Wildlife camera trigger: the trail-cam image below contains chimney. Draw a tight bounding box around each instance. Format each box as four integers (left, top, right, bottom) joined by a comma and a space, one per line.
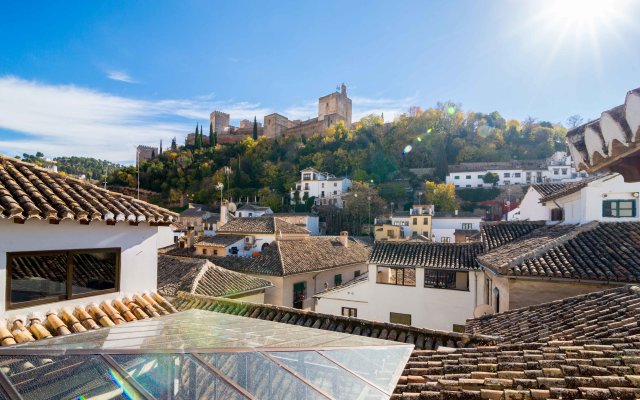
187, 226, 195, 249
341, 83, 347, 96
454, 209, 458, 216
338, 231, 349, 247
220, 200, 228, 226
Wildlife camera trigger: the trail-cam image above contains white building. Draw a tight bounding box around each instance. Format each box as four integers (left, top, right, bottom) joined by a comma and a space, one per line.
291, 167, 351, 208
446, 152, 588, 188
274, 213, 321, 235
315, 241, 484, 331
538, 173, 640, 224
235, 204, 273, 218
517, 186, 552, 221
431, 211, 483, 243
0, 155, 177, 318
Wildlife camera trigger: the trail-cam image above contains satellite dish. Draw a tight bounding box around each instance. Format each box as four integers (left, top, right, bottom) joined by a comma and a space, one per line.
227, 202, 237, 213
473, 304, 495, 318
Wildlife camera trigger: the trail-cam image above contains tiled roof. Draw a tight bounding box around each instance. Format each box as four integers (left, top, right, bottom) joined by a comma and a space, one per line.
0, 292, 177, 346
237, 203, 271, 212
370, 242, 483, 270
506, 222, 640, 282
478, 223, 580, 273
536, 174, 611, 202
0, 155, 176, 225
567, 87, 640, 176
193, 235, 244, 247
465, 285, 640, 343
392, 337, 640, 399
157, 255, 273, 298
480, 221, 547, 251
241, 236, 371, 276
217, 216, 310, 235
172, 291, 498, 349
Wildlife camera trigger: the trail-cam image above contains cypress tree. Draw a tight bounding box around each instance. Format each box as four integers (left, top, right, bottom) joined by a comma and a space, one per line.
171, 137, 177, 151
213, 131, 218, 146
252, 116, 258, 140
209, 122, 214, 147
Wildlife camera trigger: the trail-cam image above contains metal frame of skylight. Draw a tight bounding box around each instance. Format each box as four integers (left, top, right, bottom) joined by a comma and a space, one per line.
0, 346, 407, 399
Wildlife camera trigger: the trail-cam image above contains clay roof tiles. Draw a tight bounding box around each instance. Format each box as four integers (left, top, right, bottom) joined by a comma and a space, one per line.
480, 221, 547, 251
217, 216, 309, 235
370, 241, 483, 270
535, 174, 612, 202
157, 255, 273, 297
0, 155, 176, 225
465, 285, 640, 343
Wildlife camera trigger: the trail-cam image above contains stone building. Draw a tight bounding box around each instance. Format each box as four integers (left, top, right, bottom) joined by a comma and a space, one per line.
136, 145, 158, 163
209, 110, 230, 134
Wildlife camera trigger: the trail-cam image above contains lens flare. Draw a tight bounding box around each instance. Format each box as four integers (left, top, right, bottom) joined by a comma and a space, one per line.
417, 137, 422, 142
403, 145, 413, 156
447, 107, 455, 115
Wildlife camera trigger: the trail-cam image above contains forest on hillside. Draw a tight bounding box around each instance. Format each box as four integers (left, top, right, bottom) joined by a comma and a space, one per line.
107, 102, 567, 210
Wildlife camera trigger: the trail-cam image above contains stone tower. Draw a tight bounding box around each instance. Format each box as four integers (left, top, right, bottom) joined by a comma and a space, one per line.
210, 111, 230, 134
317, 83, 352, 129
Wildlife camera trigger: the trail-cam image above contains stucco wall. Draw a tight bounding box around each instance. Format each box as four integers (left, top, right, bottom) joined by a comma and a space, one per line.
508, 278, 618, 310
0, 218, 159, 318
316, 264, 484, 331
519, 187, 550, 221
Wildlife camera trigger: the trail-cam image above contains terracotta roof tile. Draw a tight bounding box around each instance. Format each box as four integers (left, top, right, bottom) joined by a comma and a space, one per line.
480, 221, 547, 251
535, 174, 613, 202
217, 216, 309, 235
370, 242, 483, 270
194, 235, 244, 247
157, 255, 273, 297
0, 155, 176, 225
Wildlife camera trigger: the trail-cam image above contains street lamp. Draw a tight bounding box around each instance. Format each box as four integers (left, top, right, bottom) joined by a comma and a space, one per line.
367, 195, 371, 237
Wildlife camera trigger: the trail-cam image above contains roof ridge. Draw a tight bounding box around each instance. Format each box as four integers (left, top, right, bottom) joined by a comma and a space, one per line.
190, 261, 211, 294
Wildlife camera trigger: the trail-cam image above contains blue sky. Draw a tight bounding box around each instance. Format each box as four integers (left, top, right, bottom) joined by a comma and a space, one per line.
1, 0, 639, 163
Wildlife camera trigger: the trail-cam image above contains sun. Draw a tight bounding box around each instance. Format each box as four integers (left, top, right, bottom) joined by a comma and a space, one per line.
548, 0, 611, 27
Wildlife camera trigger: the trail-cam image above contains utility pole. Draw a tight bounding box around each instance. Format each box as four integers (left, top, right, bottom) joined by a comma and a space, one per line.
136, 148, 140, 200
367, 195, 371, 237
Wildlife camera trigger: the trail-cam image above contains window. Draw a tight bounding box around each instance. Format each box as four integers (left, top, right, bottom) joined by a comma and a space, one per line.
7, 248, 119, 309
465, 175, 471, 179
293, 282, 306, 309
334, 274, 342, 286
412, 218, 417, 225
321, 191, 325, 197
304, 183, 310, 190
321, 183, 324, 188
554, 169, 559, 175
561, 168, 567, 175
603, 200, 636, 218
334, 182, 337, 187
213, 250, 218, 255
462, 223, 472, 229
333, 190, 337, 195
389, 312, 411, 326
551, 208, 563, 221
376, 266, 416, 286
514, 173, 521, 178
386, 229, 395, 238
503, 172, 510, 178
466, 185, 471, 188
454, 176, 460, 180
342, 307, 357, 317
302, 173, 311, 180
354, 270, 361, 278
424, 269, 469, 291
441, 237, 451, 243
423, 218, 429, 225
477, 175, 483, 179
452, 324, 465, 333
202, 249, 208, 255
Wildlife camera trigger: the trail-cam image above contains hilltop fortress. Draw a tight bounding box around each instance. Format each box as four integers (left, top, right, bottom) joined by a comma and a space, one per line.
213, 84, 352, 144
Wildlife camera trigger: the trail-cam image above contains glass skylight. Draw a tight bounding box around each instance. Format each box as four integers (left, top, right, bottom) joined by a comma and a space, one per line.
0, 309, 413, 399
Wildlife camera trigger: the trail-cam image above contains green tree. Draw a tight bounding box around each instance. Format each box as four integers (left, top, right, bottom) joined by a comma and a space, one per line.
252, 116, 258, 140
482, 172, 500, 186
209, 122, 214, 147
424, 181, 458, 211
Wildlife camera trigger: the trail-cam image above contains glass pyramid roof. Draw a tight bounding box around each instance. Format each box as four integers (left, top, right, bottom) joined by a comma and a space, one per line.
0, 309, 413, 399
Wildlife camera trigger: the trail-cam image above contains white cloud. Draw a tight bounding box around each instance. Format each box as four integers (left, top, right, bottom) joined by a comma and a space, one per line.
106, 70, 138, 84
0, 76, 270, 163
0, 76, 418, 164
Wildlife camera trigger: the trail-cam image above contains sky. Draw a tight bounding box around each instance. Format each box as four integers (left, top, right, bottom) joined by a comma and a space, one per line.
1, 0, 639, 164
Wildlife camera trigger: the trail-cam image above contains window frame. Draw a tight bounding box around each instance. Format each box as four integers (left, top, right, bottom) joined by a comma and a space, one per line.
389, 312, 411, 325
602, 199, 637, 218
341, 307, 357, 317
424, 269, 469, 291
376, 266, 416, 286
6, 247, 121, 310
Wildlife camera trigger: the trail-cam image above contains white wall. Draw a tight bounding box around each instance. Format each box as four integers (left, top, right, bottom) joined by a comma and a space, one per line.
518, 187, 550, 221
0, 218, 158, 318
432, 217, 482, 242
157, 226, 176, 248
316, 264, 484, 331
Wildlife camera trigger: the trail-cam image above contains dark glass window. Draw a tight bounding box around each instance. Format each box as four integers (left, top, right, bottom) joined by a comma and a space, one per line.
8, 248, 119, 309
603, 200, 636, 218
424, 269, 469, 291
334, 274, 342, 286
376, 267, 416, 286
389, 312, 411, 325
341, 307, 357, 317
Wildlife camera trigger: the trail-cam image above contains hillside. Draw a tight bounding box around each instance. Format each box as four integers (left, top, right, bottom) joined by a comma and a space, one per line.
112, 103, 566, 209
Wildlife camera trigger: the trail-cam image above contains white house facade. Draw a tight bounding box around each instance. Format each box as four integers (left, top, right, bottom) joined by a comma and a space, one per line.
0, 155, 177, 319
315, 241, 484, 331
291, 168, 352, 208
